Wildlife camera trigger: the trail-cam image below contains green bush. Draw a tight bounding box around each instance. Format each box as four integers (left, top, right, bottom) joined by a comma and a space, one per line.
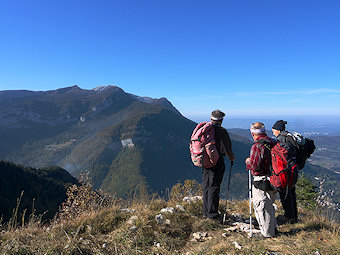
296, 172, 318, 210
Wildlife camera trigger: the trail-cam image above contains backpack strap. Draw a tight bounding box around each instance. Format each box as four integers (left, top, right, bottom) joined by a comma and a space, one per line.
256, 139, 272, 150
254, 139, 273, 175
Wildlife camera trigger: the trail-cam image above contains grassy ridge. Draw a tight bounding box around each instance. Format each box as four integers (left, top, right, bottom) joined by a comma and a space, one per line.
1, 181, 339, 255
1, 201, 338, 254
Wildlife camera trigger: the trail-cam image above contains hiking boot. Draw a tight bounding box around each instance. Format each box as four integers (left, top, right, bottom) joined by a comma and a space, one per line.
215, 214, 224, 224
276, 215, 289, 225
207, 214, 223, 224
288, 218, 298, 224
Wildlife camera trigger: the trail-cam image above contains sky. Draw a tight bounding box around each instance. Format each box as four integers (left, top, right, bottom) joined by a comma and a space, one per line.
1, 0, 340, 120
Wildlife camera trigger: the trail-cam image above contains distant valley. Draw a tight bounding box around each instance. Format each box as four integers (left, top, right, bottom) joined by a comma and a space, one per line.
310, 135, 340, 174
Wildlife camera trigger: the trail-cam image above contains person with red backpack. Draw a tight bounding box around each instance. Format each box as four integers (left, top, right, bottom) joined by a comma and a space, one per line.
190, 110, 235, 222
272, 120, 299, 224
245, 122, 277, 238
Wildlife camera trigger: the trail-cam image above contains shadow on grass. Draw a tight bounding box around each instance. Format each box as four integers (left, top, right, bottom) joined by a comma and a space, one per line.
280, 221, 333, 236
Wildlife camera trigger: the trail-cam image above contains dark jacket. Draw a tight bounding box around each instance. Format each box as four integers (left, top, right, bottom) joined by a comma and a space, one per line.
277, 131, 298, 168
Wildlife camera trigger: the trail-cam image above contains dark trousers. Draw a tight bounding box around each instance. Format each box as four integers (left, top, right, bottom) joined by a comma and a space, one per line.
202, 160, 225, 219
279, 186, 297, 219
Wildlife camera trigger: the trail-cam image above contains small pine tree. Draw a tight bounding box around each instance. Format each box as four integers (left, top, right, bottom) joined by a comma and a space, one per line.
296, 172, 318, 210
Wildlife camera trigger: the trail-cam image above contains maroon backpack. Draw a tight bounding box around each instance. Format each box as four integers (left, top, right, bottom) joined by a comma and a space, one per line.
189, 122, 219, 168
270, 142, 299, 191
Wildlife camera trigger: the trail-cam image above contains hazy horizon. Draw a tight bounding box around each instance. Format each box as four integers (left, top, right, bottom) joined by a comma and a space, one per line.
186, 114, 340, 136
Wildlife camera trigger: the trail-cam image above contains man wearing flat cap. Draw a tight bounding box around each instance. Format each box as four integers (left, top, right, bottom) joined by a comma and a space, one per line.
202, 110, 235, 223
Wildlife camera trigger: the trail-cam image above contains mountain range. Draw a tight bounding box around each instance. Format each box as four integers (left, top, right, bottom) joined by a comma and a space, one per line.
0, 85, 338, 212
0, 86, 249, 200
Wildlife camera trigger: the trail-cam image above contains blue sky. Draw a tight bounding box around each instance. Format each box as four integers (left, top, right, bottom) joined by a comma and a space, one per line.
1, 0, 340, 119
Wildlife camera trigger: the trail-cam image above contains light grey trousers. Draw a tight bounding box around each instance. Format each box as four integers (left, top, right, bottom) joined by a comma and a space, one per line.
252, 185, 277, 237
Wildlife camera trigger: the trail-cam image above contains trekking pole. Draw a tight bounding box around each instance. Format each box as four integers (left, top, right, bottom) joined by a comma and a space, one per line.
249, 169, 253, 238
223, 161, 233, 225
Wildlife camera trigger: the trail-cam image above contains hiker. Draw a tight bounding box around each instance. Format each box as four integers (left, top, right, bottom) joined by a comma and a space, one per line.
245, 122, 277, 238
202, 110, 235, 222
272, 120, 298, 224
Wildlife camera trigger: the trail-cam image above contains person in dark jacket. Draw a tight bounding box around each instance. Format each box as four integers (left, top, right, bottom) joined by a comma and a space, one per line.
202, 110, 235, 222
272, 120, 298, 224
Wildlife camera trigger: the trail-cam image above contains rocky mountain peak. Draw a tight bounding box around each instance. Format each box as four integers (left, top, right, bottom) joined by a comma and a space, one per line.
92, 85, 118, 92
52, 85, 82, 93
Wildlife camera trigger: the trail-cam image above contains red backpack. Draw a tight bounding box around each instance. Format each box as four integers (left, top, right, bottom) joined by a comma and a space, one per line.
270, 142, 299, 191
189, 122, 219, 168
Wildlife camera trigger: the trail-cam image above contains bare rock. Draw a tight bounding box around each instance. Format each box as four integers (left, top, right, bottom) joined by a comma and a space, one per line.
192, 232, 209, 242
127, 215, 138, 225
160, 207, 175, 214
223, 226, 238, 232
232, 241, 242, 250
183, 196, 203, 203
155, 214, 164, 224
176, 205, 185, 212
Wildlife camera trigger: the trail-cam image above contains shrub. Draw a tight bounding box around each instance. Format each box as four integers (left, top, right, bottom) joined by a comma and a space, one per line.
170, 179, 202, 203
296, 172, 318, 210
58, 172, 115, 220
